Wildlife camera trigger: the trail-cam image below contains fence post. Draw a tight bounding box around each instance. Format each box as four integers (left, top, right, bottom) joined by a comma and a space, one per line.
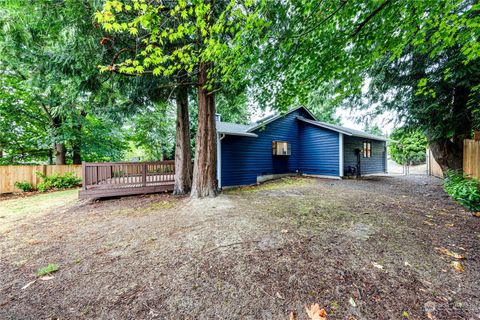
142, 163, 147, 186
82, 162, 87, 190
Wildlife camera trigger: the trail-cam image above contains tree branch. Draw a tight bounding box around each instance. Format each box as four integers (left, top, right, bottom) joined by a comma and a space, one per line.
352, 0, 391, 37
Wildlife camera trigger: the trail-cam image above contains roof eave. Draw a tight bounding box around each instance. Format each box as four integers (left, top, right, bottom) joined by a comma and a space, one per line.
218, 131, 258, 137
297, 116, 353, 136
350, 133, 389, 142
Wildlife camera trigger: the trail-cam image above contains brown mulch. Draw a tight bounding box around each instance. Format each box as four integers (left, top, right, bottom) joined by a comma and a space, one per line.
0, 175, 479, 319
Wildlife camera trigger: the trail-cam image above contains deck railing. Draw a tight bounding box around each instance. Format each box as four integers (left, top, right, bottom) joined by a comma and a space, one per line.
82, 160, 175, 190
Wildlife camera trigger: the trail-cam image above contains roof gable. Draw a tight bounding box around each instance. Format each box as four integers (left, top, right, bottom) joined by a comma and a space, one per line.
246, 106, 316, 133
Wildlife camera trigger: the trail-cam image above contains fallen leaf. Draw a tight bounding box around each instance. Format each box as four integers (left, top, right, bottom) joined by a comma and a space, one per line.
472, 212, 480, 218
276, 292, 284, 299
452, 261, 464, 272
21, 280, 36, 290
372, 262, 384, 269
444, 223, 454, 227
289, 311, 297, 320
349, 297, 357, 308
436, 247, 465, 260
423, 220, 434, 226
426, 311, 435, 319
305, 303, 327, 320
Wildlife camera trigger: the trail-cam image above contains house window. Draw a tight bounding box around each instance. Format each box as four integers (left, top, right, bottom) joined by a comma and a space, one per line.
363, 141, 372, 158
272, 141, 291, 156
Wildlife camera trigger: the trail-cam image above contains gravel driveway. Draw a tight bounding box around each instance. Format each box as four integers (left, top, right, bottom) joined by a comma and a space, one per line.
1, 175, 479, 319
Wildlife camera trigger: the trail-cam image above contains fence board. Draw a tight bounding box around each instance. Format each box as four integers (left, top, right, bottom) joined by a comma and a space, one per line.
464, 139, 480, 179
0, 165, 82, 194
427, 149, 444, 178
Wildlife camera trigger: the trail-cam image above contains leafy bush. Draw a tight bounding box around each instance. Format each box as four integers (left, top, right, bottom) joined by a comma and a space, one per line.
35, 172, 81, 192
389, 128, 428, 165
444, 170, 480, 211
14, 181, 35, 192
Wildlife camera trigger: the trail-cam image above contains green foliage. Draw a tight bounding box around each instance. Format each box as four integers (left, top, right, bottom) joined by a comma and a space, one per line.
36, 172, 81, 192
389, 128, 428, 165
96, 0, 269, 88
128, 102, 175, 161
37, 263, 59, 277
14, 181, 34, 192
444, 170, 480, 211
250, 0, 480, 169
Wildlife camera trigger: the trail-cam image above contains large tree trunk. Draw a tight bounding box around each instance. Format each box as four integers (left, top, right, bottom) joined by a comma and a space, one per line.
173, 84, 192, 195
72, 144, 81, 164
52, 115, 66, 165
428, 138, 463, 172
428, 85, 472, 173
54, 143, 66, 165
191, 62, 217, 198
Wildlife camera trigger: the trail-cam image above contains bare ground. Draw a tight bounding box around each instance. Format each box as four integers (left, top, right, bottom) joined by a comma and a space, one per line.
0, 176, 479, 320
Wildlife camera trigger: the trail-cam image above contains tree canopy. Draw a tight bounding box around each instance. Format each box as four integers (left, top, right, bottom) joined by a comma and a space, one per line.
1, 0, 479, 185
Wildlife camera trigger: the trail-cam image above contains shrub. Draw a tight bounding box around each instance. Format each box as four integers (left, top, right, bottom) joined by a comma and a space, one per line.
14, 181, 35, 192
389, 128, 428, 165
444, 170, 480, 211
37, 263, 59, 277
35, 172, 81, 192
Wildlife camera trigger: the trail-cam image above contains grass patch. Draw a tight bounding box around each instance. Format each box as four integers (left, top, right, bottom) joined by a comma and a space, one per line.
0, 189, 78, 233
37, 263, 59, 277
224, 176, 312, 194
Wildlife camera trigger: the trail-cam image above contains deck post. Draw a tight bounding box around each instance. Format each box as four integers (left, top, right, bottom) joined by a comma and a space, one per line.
82, 161, 87, 190
142, 163, 147, 186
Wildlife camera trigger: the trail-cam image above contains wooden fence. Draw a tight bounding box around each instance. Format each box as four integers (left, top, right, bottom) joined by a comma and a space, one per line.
0, 165, 82, 194
427, 149, 443, 178
464, 139, 480, 179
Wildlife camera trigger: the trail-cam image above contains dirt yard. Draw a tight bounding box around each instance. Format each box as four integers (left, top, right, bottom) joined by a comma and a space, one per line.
1, 176, 479, 319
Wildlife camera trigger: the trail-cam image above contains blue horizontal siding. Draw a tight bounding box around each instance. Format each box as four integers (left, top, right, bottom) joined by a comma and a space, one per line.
343, 136, 386, 175
298, 123, 339, 176
221, 109, 311, 187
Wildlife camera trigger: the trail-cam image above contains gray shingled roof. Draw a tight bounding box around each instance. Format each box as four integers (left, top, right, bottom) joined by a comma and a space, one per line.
216, 122, 257, 137
216, 106, 388, 142
297, 116, 389, 141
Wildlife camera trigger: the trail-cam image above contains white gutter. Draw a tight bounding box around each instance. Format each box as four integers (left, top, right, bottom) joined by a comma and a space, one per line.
339, 133, 344, 177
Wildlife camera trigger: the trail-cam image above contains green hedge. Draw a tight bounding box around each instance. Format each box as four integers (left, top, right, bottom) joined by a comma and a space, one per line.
35, 172, 81, 192
444, 170, 480, 211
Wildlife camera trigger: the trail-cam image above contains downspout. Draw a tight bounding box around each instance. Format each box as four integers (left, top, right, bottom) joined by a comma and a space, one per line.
339, 133, 344, 177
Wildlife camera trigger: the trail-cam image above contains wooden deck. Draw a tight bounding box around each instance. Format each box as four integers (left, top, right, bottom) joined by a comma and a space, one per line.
79, 161, 175, 199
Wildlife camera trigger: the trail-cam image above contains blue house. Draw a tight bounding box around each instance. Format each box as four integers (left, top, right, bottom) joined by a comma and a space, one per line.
216, 106, 388, 188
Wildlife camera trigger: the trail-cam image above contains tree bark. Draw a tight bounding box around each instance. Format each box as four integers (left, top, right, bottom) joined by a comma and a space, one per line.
191, 62, 217, 198
428, 138, 463, 172
72, 144, 82, 164
52, 115, 66, 165
54, 143, 66, 165
173, 83, 192, 195
427, 85, 472, 173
